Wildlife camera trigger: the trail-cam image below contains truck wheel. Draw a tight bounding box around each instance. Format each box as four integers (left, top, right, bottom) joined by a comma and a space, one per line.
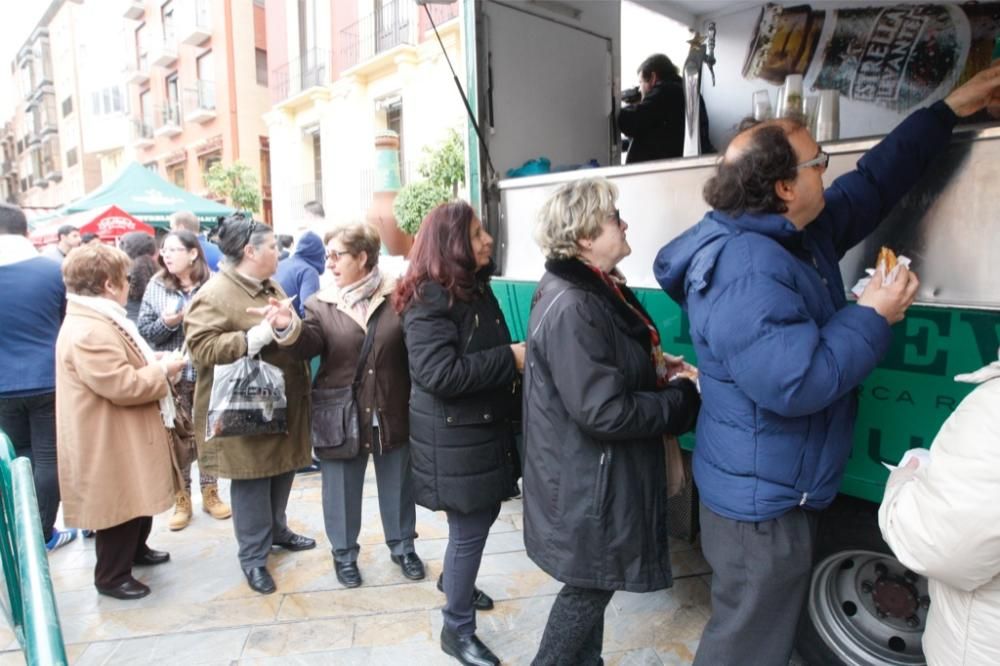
795, 497, 929, 666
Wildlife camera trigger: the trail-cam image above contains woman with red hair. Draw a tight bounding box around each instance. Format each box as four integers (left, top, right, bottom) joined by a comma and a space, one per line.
395, 202, 524, 666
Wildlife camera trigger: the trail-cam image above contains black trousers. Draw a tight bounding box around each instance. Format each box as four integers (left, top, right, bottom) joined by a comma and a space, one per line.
694, 502, 819, 666
442, 503, 501, 636
0, 393, 60, 540
94, 516, 153, 588
533, 585, 615, 666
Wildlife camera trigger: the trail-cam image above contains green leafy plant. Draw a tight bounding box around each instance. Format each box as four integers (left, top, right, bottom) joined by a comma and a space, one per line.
393, 180, 451, 236
418, 128, 465, 195
394, 129, 465, 235
204, 162, 261, 214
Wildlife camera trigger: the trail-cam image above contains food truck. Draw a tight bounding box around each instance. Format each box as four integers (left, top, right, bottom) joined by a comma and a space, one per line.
446, 0, 1000, 663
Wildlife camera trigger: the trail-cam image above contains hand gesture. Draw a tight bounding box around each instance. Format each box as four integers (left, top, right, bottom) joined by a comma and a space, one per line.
162, 307, 184, 327
246, 296, 296, 331
944, 61, 1000, 117
509, 342, 526, 373
663, 351, 699, 382
159, 355, 186, 381
857, 267, 920, 325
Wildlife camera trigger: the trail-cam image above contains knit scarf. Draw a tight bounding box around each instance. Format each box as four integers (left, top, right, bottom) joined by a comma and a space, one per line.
583, 263, 669, 387
66, 293, 176, 428
340, 267, 383, 322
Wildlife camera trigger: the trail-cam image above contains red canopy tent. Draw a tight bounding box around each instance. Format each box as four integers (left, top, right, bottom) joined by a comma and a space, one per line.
30, 205, 156, 247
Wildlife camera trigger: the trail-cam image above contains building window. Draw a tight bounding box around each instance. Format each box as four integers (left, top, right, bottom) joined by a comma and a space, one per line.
91, 86, 123, 115
61, 96, 73, 117
135, 23, 148, 70
200, 151, 221, 175
66, 147, 77, 168
165, 74, 180, 122
170, 165, 185, 188
255, 49, 268, 86
196, 51, 215, 109
143, 161, 158, 172
162, 1, 175, 43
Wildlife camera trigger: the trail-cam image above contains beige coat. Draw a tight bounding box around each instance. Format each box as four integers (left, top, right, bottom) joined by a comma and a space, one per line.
55, 302, 175, 530
184, 267, 311, 479
880, 378, 1000, 665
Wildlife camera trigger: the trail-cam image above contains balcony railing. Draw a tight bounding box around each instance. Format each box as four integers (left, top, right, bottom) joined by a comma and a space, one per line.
126, 52, 150, 84
291, 181, 323, 213
184, 81, 216, 123
340, 0, 415, 70
133, 118, 154, 147
179, 0, 212, 45
270, 49, 330, 104
155, 104, 182, 137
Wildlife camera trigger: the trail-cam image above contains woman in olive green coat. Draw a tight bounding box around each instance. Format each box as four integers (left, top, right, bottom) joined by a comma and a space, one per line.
185, 213, 315, 596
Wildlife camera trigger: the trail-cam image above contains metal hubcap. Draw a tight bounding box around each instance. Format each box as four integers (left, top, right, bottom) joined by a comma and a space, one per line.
808, 550, 929, 665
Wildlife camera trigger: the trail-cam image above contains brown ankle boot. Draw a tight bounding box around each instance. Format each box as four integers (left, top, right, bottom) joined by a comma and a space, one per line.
202, 484, 232, 520
168, 490, 193, 531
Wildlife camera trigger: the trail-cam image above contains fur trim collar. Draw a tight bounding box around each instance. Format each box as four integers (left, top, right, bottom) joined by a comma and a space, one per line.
543, 257, 653, 351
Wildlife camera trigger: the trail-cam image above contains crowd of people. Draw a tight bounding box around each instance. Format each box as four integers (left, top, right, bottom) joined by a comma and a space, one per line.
0, 61, 998, 666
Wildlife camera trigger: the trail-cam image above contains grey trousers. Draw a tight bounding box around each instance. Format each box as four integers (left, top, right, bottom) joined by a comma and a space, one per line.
694, 502, 818, 666
319, 444, 417, 563
443, 503, 501, 636
229, 471, 296, 570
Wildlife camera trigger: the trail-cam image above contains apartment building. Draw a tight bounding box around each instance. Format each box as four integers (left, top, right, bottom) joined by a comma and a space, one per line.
123, 0, 274, 222
1, 0, 105, 210
264, 0, 464, 232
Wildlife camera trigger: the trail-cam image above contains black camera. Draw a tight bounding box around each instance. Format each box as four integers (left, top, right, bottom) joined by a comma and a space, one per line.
621, 87, 641, 104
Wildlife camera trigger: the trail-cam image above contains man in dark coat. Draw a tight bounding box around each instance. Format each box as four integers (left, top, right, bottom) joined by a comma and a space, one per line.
653, 62, 1000, 665
619, 53, 714, 163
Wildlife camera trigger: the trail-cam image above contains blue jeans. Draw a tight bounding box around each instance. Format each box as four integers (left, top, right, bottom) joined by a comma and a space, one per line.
0, 392, 60, 539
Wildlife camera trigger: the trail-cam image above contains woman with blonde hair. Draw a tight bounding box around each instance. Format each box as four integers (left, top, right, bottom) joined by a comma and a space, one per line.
56, 244, 186, 599
523, 177, 700, 664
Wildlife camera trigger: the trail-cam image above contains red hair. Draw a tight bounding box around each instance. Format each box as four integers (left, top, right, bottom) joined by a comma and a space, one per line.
393, 201, 480, 312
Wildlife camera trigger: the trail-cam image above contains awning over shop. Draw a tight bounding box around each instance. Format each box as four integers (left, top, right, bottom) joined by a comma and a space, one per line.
62, 162, 234, 227
30, 205, 156, 246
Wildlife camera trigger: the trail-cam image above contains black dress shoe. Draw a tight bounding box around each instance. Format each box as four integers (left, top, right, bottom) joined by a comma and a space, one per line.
334, 560, 362, 588
133, 549, 170, 566
391, 552, 426, 580
244, 566, 276, 594
437, 575, 495, 611
440, 627, 500, 666
97, 578, 150, 600
272, 533, 316, 551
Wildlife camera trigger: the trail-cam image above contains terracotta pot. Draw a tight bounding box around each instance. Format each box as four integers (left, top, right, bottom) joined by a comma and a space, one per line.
368, 191, 413, 257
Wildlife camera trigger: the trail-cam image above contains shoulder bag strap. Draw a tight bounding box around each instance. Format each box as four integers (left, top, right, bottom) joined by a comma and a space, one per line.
351, 303, 383, 393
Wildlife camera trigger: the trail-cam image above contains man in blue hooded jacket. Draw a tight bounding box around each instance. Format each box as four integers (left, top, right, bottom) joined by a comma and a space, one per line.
653, 63, 1000, 665
274, 230, 326, 318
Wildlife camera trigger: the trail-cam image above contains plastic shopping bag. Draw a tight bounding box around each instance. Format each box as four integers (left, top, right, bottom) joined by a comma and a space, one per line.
206, 356, 288, 439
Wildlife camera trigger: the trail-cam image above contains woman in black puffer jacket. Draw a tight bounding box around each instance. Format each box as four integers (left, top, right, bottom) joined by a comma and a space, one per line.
394, 201, 524, 666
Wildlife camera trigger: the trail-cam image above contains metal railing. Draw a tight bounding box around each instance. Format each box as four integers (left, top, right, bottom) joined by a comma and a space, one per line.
340, 0, 414, 70
132, 117, 154, 140
160, 103, 181, 127
291, 180, 323, 213
270, 49, 330, 104
0, 432, 68, 665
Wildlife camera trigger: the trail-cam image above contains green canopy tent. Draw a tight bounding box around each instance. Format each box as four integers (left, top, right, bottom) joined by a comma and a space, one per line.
61, 162, 234, 228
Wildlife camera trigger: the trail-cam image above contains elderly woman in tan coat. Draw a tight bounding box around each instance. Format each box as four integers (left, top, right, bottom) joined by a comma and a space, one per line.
56, 244, 187, 600
185, 213, 314, 596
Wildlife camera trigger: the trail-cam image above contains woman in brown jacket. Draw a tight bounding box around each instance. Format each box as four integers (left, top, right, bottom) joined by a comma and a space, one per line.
184, 213, 315, 596
293, 223, 422, 588
56, 244, 187, 600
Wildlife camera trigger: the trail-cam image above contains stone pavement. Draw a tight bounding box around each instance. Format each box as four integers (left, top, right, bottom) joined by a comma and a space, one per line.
0, 465, 715, 665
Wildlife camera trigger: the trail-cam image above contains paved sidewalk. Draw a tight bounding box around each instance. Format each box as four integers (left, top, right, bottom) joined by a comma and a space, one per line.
0, 465, 714, 665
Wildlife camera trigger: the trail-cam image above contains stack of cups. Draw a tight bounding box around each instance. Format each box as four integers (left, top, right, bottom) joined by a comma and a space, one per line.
752, 90, 773, 121
815, 90, 840, 141
778, 74, 804, 117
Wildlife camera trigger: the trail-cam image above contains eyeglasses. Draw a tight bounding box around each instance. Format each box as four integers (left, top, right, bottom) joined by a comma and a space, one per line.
326, 249, 353, 261
797, 150, 829, 171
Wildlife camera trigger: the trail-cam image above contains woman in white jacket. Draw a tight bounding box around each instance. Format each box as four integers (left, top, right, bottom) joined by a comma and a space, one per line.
879, 354, 1000, 666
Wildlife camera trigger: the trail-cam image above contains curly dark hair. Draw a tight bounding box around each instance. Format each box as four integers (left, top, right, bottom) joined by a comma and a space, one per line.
703, 118, 803, 216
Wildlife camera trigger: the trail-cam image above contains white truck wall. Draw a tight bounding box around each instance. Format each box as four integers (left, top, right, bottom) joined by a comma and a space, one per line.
479, 0, 621, 175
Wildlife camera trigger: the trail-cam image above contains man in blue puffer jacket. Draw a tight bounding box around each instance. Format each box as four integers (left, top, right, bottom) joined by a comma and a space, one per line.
653, 64, 1000, 666
274, 230, 326, 318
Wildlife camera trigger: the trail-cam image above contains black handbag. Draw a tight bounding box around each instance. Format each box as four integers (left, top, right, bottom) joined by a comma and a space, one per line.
310, 306, 382, 459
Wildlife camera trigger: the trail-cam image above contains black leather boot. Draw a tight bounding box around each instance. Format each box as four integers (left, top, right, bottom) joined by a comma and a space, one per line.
440, 627, 500, 665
